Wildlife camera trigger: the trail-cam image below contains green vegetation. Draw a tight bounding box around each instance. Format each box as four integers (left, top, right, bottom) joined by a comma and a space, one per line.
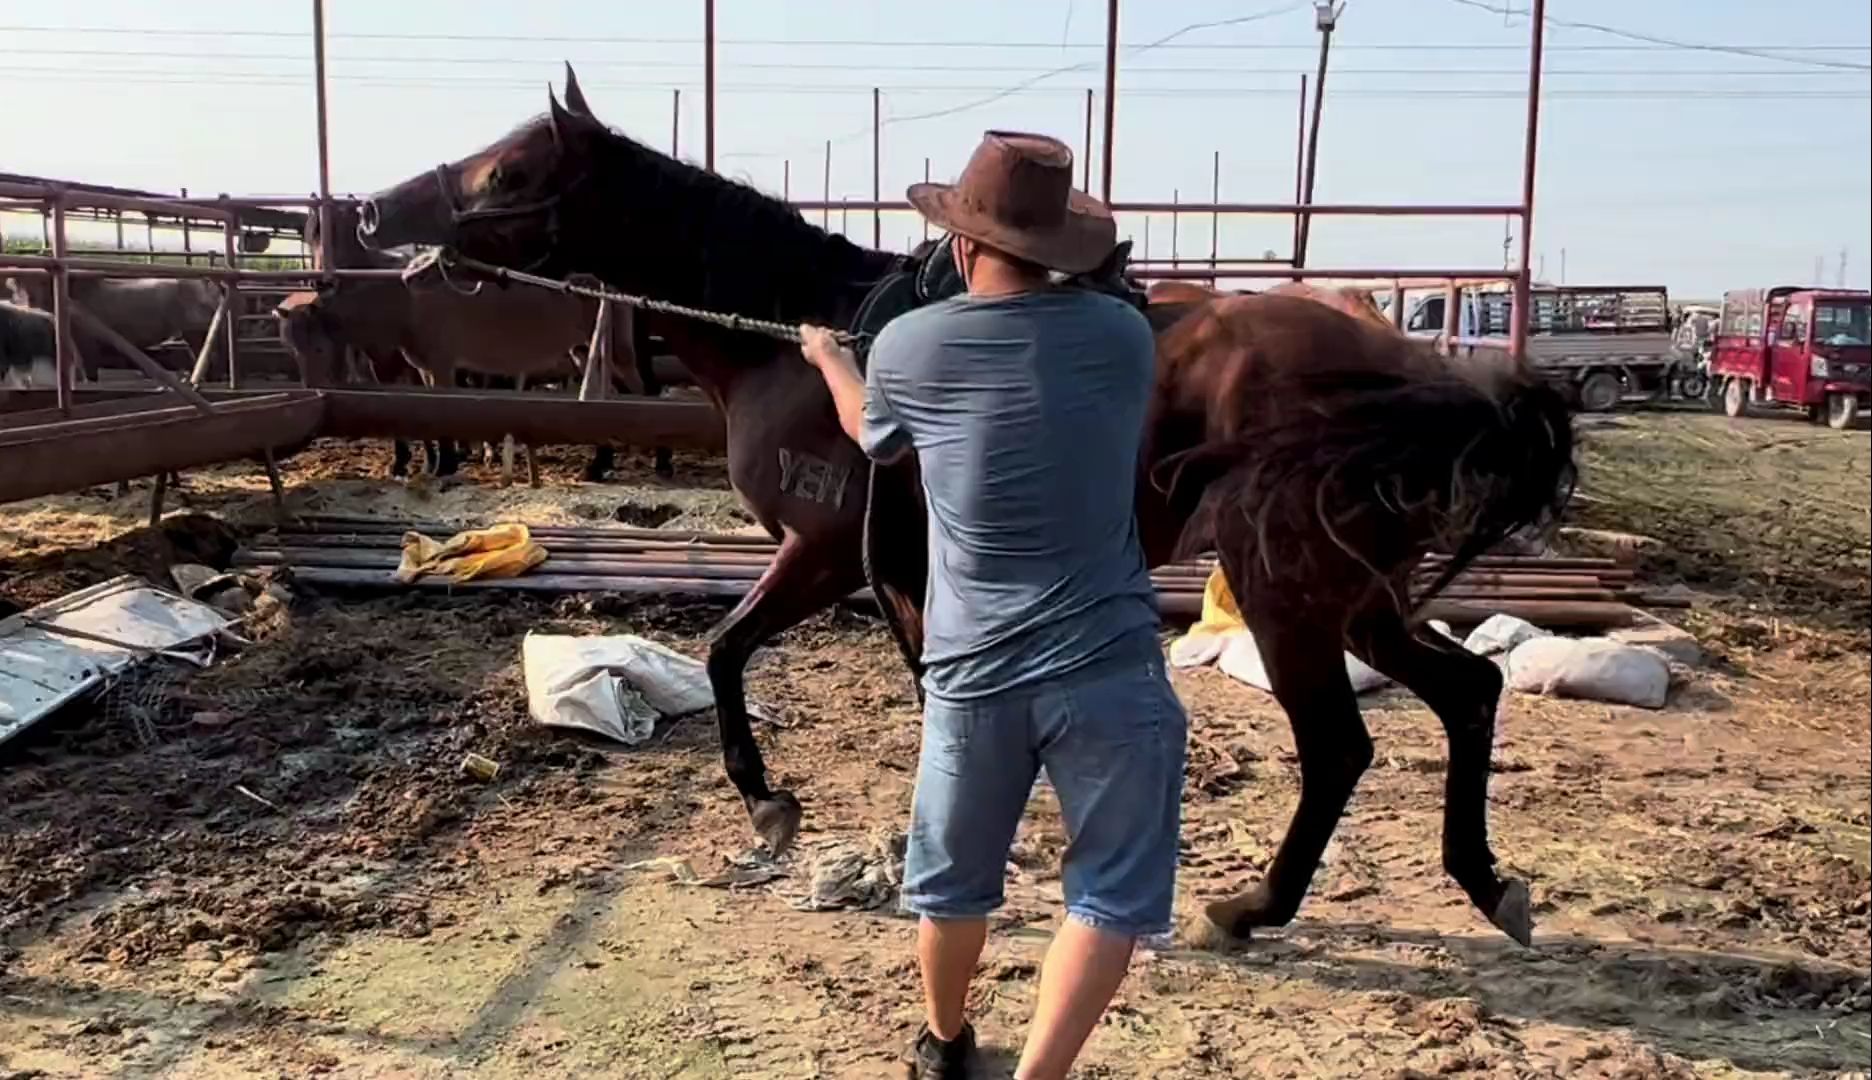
3, 236, 305, 271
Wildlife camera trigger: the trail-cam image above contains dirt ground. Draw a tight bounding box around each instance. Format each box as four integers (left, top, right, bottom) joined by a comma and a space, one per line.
1, 414, 1867, 1079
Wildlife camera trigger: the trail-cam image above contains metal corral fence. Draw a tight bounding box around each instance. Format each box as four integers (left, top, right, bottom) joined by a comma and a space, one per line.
0, 0, 1550, 507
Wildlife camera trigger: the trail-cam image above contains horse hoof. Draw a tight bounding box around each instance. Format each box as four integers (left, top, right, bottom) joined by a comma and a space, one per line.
750, 791, 803, 856
1488, 879, 1534, 947
1199, 895, 1258, 942
1187, 907, 1251, 952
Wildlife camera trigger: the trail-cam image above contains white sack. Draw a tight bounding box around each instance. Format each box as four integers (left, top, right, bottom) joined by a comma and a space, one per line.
523, 633, 720, 745
1464, 613, 1553, 657
1505, 635, 1670, 709
1216, 632, 1391, 696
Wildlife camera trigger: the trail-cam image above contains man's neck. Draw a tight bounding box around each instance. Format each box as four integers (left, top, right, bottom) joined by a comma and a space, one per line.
967, 261, 1049, 299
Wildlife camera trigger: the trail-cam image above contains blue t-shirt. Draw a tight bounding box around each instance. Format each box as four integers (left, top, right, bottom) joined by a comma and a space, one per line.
861, 288, 1160, 700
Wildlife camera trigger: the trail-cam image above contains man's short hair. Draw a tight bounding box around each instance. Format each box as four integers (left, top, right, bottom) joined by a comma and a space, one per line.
971, 239, 1046, 278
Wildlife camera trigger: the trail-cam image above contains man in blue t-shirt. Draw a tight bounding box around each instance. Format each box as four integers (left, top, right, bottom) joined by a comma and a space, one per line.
799, 131, 1186, 1080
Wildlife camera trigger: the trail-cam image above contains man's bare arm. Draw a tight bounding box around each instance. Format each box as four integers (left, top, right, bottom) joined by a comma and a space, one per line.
798, 325, 908, 463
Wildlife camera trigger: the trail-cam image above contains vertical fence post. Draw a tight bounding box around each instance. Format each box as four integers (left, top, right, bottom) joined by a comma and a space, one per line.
49, 189, 73, 416
703, 0, 716, 171
221, 195, 241, 390
672, 88, 681, 157
312, 0, 334, 282
1100, 0, 1119, 202
180, 188, 193, 266
1209, 150, 1220, 283
1442, 280, 1461, 357
1170, 189, 1179, 269
872, 87, 882, 249
580, 302, 614, 401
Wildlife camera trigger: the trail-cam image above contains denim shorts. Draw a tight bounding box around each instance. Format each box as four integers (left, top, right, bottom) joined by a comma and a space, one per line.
900, 638, 1188, 938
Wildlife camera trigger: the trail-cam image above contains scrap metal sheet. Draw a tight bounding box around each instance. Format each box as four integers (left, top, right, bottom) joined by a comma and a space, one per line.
0, 576, 230, 747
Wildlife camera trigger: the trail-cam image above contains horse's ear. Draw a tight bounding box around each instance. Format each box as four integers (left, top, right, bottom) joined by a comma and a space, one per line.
563, 62, 593, 118
548, 89, 580, 147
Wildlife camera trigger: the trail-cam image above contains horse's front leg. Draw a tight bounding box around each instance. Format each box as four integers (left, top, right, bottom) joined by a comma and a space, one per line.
1203, 557, 1374, 938
705, 530, 863, 854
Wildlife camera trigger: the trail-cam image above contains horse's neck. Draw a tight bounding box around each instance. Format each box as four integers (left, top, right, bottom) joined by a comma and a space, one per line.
586, 139, 896, 328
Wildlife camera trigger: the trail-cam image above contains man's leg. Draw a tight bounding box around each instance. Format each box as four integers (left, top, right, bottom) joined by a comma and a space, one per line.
901, 688, 1037, 1069
1021, 645, 1187, 1080
919, 915, 988, 1040
1017, 919, 1135, 1079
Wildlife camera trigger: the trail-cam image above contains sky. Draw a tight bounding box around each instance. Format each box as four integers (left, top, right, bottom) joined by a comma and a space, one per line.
1, 0, 1867, 298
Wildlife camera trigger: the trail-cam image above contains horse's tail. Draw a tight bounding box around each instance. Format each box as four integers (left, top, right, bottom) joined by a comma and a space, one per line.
1166, 361, 1576, 614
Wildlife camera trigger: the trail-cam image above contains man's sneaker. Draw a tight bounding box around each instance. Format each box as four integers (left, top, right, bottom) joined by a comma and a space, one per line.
906, 1022, 977, 1078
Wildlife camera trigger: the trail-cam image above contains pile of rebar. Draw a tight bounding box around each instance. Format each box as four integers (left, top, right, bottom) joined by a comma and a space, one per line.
238, 516, 1678, 630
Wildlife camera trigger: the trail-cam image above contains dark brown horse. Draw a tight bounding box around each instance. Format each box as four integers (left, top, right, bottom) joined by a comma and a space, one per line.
359, 69, 1574, 946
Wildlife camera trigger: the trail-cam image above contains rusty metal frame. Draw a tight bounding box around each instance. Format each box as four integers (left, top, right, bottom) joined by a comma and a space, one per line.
0, 393, 325, 505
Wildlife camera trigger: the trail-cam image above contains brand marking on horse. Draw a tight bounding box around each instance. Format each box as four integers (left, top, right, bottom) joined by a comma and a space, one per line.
777, 448, 849, 508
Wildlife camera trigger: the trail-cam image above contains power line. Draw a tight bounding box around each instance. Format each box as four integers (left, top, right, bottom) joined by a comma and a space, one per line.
1446, 0, 1872, 71
870, 1, 1310, 128
4, 47, 1864, 79
2, 23, 1864, 52
3, 66, 1861, 101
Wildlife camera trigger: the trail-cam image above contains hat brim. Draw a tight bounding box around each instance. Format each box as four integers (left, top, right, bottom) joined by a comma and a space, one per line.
906, 182, 1116, 275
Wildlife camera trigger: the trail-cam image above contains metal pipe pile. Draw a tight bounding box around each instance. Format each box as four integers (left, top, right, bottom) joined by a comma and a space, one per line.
239, 516, 1674, 630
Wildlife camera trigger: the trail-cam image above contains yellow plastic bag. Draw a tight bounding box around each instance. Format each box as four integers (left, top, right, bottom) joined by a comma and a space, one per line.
1189, 566, 1245, 637
394, 523, 548, 585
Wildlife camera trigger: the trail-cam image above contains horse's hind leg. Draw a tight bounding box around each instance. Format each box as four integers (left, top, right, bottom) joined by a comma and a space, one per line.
1347, 602, 1530, 945
706, 532, 861, 854
1205, 586, 1373, 939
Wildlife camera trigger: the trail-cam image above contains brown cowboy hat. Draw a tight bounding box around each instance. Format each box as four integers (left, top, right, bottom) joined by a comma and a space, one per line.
907, 131, 1116, 275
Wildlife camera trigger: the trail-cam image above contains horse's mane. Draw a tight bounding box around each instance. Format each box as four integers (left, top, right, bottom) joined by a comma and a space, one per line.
575, 120, 901, 327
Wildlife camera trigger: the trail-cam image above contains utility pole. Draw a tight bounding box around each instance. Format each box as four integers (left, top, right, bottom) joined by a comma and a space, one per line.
1503, 217, 1513, 270
1294, 1, 1343, 269
1839, 248, 1849, 288
1815, 254, 1825, 285
1560, 247, 1567, 284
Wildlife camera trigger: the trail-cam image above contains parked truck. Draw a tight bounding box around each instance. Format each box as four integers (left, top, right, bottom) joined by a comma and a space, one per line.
1394, 285, 1694, 412
1706, 286, 1870, 429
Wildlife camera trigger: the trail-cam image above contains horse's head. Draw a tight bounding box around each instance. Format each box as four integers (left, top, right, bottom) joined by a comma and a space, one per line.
358, 64, 607, 276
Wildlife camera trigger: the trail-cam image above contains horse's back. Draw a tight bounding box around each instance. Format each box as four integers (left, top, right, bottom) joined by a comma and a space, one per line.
1154, 292, 1447, 436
